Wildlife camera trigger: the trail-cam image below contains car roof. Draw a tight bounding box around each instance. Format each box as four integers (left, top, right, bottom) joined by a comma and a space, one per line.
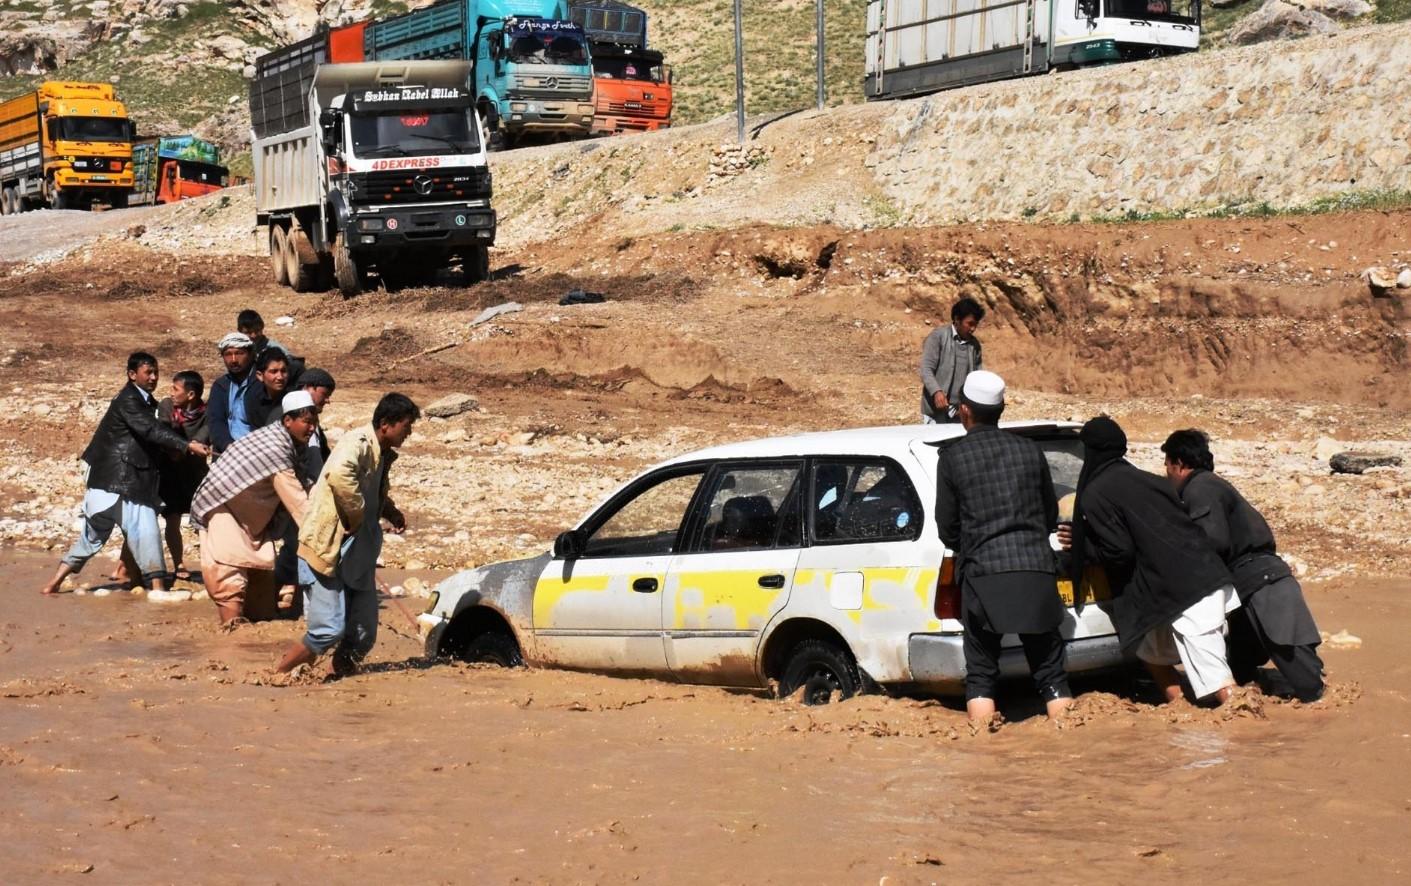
660, 421, 1081, 466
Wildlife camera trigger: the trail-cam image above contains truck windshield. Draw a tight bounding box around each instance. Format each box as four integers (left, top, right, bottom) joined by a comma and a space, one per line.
506, 30, 589, 65
176, 160, 227, 186
593, 55, 665, 83
54, 117, 130, 142
350, 109, 480, 157
1104, 0, 1199, 23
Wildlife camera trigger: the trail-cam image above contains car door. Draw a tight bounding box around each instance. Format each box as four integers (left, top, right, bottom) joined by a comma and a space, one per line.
533, 465, 708, 676
663, 461, 804, 686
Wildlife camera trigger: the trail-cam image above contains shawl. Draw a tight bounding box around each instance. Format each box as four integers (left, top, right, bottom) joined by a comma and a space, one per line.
190, 422, 302, 529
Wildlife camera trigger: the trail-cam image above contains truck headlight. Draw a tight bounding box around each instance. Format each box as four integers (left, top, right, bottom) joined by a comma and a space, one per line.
511, 102, 528, 112
358, 217, 384, 231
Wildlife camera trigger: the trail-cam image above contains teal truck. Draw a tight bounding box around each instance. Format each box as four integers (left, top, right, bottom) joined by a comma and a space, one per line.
366, 0, 596, 146
130, 135, 228, 205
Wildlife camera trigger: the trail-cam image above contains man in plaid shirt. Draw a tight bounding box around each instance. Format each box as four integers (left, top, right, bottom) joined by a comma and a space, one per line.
936, 370, 1072, 723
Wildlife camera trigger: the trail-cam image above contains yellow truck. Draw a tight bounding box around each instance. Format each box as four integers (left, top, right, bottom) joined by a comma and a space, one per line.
0, 81, 135, 213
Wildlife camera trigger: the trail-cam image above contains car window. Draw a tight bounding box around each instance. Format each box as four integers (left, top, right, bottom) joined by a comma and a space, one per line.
1038, 436, 1084, 502
695, 464, 802, 552
812, 459, 921, 544
582, 471, 704, 558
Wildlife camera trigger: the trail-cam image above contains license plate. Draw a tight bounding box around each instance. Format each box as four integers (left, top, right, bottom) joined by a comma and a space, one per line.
91, 175, 109, 181
1056, 567, 1111, 607
625, 101, 642, 109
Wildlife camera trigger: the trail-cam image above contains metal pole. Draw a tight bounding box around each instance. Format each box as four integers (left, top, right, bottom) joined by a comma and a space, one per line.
816, 0, 826, 110
734, 0, 746, 143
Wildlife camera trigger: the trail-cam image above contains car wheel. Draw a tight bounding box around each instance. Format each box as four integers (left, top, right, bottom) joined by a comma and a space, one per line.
778, 638, 860, 705
461, 629, 523, 668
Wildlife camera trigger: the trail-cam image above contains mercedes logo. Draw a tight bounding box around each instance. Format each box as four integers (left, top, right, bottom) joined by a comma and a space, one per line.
413, 175, 434, 195
543, 76, 557, 89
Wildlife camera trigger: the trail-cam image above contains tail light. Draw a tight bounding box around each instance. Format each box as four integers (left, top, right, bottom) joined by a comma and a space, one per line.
934, 556, 960, 619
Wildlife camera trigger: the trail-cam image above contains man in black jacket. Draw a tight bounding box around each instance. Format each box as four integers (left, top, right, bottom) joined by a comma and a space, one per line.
246, 347, 292, 428
1061, 417, 1239, 705
936, 370, 1072, 722
41, 353, 211, 595
1162, 429, 1324, 701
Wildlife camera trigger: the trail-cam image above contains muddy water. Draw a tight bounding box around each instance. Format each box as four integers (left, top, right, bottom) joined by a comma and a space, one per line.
2, 550, 1408, 883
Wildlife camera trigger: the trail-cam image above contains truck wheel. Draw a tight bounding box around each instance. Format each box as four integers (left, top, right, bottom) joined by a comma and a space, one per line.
269, 225, 290, 286
461, 245, 490, 285
283, 228, 318, 293
109, 191, 129, 210
332, 232, 363, 297
0, 188, 14, 216
52, 190, 71, 210
777, 638, 861, 705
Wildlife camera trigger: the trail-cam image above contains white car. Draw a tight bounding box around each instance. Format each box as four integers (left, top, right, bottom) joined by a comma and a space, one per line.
420, 422, 1124, 703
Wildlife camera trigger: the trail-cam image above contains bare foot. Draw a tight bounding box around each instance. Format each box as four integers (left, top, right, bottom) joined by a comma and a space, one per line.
40, 579, 64, 595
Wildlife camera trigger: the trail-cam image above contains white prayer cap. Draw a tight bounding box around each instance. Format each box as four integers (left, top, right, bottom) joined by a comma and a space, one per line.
961, 370, 1006, 407
282, 390, 316, 414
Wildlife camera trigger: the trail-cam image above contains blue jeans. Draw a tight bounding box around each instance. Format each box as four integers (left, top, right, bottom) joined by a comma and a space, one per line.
299, 557, 379, 673
62, 489, 167, 582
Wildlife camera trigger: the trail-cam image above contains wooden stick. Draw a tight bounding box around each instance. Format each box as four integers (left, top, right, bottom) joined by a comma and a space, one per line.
387, 340, 459, 372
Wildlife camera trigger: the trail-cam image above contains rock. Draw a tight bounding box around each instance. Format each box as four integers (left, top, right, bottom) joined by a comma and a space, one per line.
403, 576, 426, 595
387, 585, 406, 597
1209, 0, 1242, 6
1362, 266, 1396, 294
1329, 450, 1403, 474
1301, 483, 1326, 496
275, 315, 294, 327
1228, 0, 1338, 45
425, 393, 479, 418
1325, 629, 1362, 650
404, 559, 428, 571
1304, 0, 1372, 18
1398, 269, 1411, 289
440, 428, 469, 444
470, 302, 523, 327
93, 588, 111, 597
1312, 436, 1343, 461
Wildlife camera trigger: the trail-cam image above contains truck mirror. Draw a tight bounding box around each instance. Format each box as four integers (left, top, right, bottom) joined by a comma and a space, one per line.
1078, 0, 1099, 18
319, 108, 338, 129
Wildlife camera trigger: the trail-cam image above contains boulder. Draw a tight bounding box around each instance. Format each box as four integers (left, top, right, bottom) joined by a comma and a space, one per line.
1398, 268, 1411, 289
1228, 0, 1338, 46
1329, 450, 1403, 474
1362, 266, 1396, 294
1304, 0, 1372, 19
425, 393, 479, 418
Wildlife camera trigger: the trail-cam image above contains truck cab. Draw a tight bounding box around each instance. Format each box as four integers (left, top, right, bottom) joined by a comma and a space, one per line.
132, 136, 228, 205
40, 83, 135, 208
570, 0, 673, 135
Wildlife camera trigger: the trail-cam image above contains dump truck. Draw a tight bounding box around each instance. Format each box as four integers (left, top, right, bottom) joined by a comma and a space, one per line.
131, 136, 229, 206
250, 57, 496, 295
864, 0, 1201, 100
0, 81, 135, 214
366, 0, 596, 146
569, 0, 672, 135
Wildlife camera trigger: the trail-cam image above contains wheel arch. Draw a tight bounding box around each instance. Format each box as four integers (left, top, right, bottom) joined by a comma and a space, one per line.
759, 617, 856, 683
438, 604, 523, 660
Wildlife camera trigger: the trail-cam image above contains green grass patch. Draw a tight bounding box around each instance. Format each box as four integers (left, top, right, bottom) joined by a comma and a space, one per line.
1374, 0, 1411, 23
1085, 188, 1411, 224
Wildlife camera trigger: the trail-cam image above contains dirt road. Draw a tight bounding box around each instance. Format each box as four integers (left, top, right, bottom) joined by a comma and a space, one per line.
1, 195, 1410, 881
0, 550, 1404, 883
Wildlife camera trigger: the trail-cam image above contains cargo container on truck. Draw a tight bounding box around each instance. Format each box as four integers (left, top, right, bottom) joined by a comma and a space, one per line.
131, 136, 229, 206
569, 0, 672, 135
367, 0, 596, 146
0, 81, 135, 214
864, 0, 1201, 101
249, 59, 496, 295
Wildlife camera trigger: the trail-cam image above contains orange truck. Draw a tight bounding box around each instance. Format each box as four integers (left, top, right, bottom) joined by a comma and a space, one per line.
0, 81, 135, 213
130, 136, 229, 205
569, 1, 672, 135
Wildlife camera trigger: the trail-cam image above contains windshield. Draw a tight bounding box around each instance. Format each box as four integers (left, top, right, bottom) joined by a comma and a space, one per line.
54, 116, 130, 142
1104, 0, 1199, 23
176, 160, 226, 186
593, 55, 666, 83
349, 109, 480, 158
506, 28, 589, 65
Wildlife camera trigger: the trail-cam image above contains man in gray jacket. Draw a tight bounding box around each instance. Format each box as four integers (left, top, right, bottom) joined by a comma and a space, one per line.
919, 297, 984, 423
1162, 429, 1324, 701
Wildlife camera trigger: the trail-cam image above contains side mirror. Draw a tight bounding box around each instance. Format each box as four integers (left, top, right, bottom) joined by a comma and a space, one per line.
1078, 0, 1099, 18
319, 108, 340, 153
553, 529, 586, 560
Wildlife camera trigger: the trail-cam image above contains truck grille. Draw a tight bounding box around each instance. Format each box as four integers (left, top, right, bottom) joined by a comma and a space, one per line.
603, 99, 665, 118
352, 168, 492, 205
514, 74, 593, 96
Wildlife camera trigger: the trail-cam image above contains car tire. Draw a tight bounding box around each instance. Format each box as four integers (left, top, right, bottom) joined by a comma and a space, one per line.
778, 638, 861, 705
269, 224, 289, 286
460, 629, 524, 668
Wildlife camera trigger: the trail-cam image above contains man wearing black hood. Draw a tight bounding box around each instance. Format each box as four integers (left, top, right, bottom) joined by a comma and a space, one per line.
1061, 417, 1239, 705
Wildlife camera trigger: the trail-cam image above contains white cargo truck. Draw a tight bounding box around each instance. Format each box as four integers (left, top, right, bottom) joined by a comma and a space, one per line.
864, 0, 1201, 100
250, 58, 496, 295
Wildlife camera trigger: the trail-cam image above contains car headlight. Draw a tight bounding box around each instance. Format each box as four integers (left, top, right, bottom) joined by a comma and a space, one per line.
423, 591, 440, 614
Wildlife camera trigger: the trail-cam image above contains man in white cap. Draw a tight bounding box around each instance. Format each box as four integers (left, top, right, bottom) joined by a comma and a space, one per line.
207, 332, 256, 457
189, 391, 317, 625
935, 370, 1073, 723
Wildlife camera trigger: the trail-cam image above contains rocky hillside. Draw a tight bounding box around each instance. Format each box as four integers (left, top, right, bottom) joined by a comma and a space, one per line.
2, 0, 1407, 176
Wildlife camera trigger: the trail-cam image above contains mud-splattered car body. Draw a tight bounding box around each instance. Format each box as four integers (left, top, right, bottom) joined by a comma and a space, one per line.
419, 422, 1124, 695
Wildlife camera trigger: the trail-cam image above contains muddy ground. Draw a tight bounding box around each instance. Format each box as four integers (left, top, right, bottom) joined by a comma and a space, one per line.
1, 203, 1410, 881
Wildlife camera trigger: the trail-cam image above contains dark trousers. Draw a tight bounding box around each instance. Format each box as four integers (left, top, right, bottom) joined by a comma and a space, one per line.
1228, 605, 1325, 702
962, 620, 1071, 702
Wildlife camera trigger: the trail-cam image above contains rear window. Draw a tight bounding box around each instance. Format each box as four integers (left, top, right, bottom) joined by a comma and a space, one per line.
811, 459, 922, 545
